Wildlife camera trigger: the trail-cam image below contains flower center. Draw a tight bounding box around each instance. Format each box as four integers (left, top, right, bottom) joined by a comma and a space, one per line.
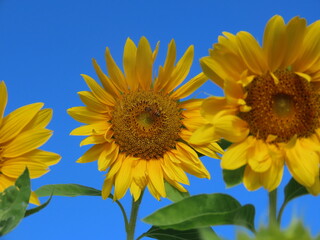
112, 91, 182, 159
272, 94, 294, 117
239, 69, 320, 143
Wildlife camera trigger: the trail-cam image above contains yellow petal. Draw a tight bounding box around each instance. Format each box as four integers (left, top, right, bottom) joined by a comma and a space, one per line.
163, 176, 187, 193
102, 175, 114, 199
114, 156, 134, 200
165, 45, 194, 92
247, 140, 272, 173
0, 103, 43, 144
105, 47, 127, 91
243, 165, 262, 191
152, 41, 160, 62
92, 59, 120, 97
76, 144, 105, 163
311, 69, 320, 82
68, 106, 108, 124
236, 31, 268, 75
172, 149, 210, 179
293, 20, 320, 72
179, 161, 210, 179
192, 143, 223, 159
147, 179, 162, 200
189, 123, 216, 145
78, 91, 109, 113
21, 149, 61, 166
182, 107, 202, 120
285, 138, 319, 187
97, 142, 119, 171
80, 135, 107, 146
214, 114, 249, 142
217, 32, 240, 55
221, 136, 253, 170
182, 115, 204, 132
154, 39, 176, 91
82, 74, 115, 106
162, 154, 189, 185
295, 72, 311, 82
107, 153, 125, 178
136, 37, 153, 90
123, 38, 138, 91
160, 157, 176, 181
282, 16, 306, 66
147, 159, 165, 197
263, 15, 286, 71
24, 109, 52, 130
130, 181, 142, 201
180, 99, 202, 110
132, 159, 148, 189
2, 158, 49, 178
200, 56, 224, 88
224, 78, 245, 102
210, 50, 247, 82
0, 174, 15, 192
176, 142, 201, 165
201, 96, 229, 122
0, 81, 8, 123
29, 191, 41, 205
307, 175, 320, 196
260, 147, 284, 191
70, 122, 111, 136
171, 72, 208, 99
3, 129, 52, 158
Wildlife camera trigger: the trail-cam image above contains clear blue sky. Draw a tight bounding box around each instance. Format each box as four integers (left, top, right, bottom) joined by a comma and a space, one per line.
1, 0, 320, 239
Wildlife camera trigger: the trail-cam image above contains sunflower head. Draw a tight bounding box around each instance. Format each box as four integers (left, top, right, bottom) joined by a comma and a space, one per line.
0, 81, 61, 205
68, 37, 223, 201
191, 15, 320, 194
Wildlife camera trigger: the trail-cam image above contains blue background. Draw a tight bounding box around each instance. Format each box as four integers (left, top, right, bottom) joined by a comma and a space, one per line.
1, 0, 319, 239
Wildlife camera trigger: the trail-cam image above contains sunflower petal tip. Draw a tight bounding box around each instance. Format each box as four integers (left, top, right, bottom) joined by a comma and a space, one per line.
33, 102, 44, 109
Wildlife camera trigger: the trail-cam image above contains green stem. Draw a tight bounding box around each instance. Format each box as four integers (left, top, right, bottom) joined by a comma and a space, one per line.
115, 200, 129, 232
127, 191, 144, 240
277, 202, 286, 225
268, 189, 278, 228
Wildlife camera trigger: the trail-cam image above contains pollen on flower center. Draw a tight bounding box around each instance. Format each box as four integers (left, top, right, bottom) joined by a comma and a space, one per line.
239, 69, 320, 142
272, 94, 294, 117
111, 91, 182, 159
136, 110, 156, 129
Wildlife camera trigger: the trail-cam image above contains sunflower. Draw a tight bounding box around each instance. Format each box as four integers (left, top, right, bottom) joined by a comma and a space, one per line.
191, 15, 320, 194
0, 81, 61, 204
68, 37, 223, 201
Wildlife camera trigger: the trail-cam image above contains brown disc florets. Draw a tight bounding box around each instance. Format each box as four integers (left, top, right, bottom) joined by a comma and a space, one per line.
239, 69, 320, 142
112, 91, 182, 159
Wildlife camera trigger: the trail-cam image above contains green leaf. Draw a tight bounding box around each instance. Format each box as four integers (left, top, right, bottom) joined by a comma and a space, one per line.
283, 178, 308, 206
143, 193, 255, 232
0, 168, 31, 236
197, 227, 220, 240
143, 226, 220, 240
223, 166, 245, 188
165, 182, 190, 202
218, 139, 232, 150
24, 195, 52, 217
35, 184, 101, 197
277, 178, 309, 223
142, 183, 218, 240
